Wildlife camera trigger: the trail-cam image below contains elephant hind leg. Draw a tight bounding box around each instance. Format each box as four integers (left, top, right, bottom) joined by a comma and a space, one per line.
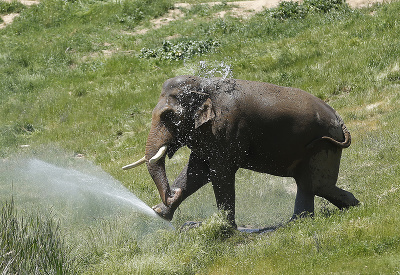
295, 146, 359, 214
315, 185, 360, 209
291, 185, 315, 220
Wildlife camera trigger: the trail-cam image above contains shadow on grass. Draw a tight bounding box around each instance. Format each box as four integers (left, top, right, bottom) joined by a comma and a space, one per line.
180, 220, 284, 234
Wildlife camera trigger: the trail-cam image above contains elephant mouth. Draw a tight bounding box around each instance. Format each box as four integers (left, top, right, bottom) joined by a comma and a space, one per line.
122, 145, 169, 170
122, 135, 183, 170
167, 139, 183, 159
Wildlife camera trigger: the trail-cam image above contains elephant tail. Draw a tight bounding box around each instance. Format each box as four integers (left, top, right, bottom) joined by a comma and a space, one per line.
307, 124, 351, 149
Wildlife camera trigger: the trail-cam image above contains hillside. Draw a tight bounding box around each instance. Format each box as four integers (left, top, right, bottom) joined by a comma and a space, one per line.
1, 0, 400, 273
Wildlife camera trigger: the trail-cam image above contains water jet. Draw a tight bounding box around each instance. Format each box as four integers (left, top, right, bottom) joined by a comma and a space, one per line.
0, 157, 172, 238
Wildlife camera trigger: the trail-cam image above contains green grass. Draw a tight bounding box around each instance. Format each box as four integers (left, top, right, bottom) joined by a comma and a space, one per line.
0, 199, 75, 273
1, 0, 400, 273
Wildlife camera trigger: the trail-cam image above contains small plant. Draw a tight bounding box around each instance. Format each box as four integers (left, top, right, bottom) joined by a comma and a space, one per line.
271, 1, 306, 19
195, 212, 235, 241
387, 71, 400, 82
139, 39, 219, 60
304, 0, 347, 13
0, 0, 25, 15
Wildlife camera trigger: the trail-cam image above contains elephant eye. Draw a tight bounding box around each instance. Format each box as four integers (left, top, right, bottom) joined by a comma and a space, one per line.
160, 109, 175, 122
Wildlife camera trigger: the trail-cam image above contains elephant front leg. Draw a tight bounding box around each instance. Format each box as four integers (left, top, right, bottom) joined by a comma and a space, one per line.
153, 153, 211, 221
152, 187, 182, 221
210, 168, 237, 228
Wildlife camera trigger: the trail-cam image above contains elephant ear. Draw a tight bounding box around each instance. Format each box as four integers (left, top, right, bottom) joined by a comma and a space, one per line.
194, 98, 215, 129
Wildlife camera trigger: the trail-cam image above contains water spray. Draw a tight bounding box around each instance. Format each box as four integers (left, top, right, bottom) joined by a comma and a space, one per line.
0, 157, 172, 234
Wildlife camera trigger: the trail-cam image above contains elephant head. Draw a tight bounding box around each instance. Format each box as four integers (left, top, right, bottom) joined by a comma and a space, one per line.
123, 76, 215, 209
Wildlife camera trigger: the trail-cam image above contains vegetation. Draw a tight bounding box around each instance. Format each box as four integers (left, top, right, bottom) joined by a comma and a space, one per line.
0, 0, 25, 15
270, 0, 350, 19
0, 200, 74, 273
1, 0, 400, 273
140, 39, 220, 60
0, 0, 25, 23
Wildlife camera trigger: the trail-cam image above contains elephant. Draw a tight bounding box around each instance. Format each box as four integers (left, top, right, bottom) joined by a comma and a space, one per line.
123, 75, 360, 228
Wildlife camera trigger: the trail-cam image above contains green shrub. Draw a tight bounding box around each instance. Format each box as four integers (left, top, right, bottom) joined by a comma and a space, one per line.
304, 0, 347, 13
271, 1, 306, 19
140, 39, 220, 60
387, 71, 400, 82
270, 0, 349, 19
0, 0, 25, 15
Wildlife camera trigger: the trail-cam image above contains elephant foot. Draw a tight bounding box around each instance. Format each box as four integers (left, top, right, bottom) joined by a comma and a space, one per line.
152, 188, 182, 221
152, 203, 174, 221
290, 211, 314, 222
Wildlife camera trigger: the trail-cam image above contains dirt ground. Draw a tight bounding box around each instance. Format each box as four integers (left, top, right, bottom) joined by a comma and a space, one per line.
0, 0, 391, 30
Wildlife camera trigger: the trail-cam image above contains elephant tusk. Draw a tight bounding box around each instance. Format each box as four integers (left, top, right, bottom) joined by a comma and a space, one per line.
149, 145, 168, 165
122, 157, 146, 170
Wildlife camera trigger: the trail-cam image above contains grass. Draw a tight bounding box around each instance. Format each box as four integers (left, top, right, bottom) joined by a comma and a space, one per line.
1, 0, 400, 273
0, 199, 75, 273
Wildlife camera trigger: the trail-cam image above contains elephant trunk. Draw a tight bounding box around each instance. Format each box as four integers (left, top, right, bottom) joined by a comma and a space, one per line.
145, 122, 174, 206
